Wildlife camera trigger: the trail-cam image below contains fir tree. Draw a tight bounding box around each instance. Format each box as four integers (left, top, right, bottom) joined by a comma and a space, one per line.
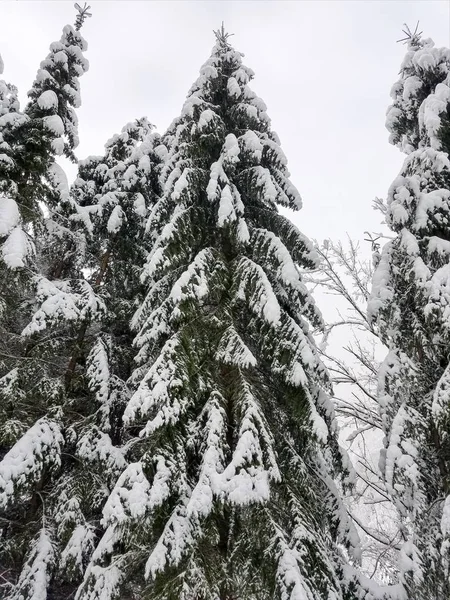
386, 23, 450, 154
0, 9, 94, 598
0, 113, 164, 599
369, 27, 450, 599
0, 6, 91, 448
76, 27, 367, 600
0, 7, 91, 349
66, 118, 166, 439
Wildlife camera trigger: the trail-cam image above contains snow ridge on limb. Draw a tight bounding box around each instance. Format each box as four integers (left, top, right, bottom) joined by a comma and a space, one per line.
8, 529, 55, 600
0, 417, 63, 510
59, 523, 96, 582
216, 324, 257, 368
21, 276, 105, 336
124, 334, 191, 436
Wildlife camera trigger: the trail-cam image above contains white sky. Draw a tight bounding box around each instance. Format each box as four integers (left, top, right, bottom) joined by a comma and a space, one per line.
1, 0, 449, 249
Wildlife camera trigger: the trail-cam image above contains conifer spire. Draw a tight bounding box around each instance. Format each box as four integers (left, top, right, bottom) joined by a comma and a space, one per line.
213, 22, 234, 48
74, 2, 92, 31
396, 22, 423, 48
386, 25, 450, 153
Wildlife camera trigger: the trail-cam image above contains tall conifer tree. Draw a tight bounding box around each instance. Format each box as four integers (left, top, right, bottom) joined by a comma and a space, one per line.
0, 56, 31, 400
0, 4, 91, 362
76, 27, 366, 600
0, 8, 97, 598
0, 4, 91, 454
369, 26, 450, 599
0, 110, 164, 597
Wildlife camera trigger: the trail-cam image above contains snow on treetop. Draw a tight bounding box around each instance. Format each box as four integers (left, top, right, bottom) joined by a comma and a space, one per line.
62, 24, 88, 53
386, 30, 450, 153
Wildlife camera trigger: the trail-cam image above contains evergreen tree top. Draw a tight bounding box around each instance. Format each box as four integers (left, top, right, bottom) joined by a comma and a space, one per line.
397, 22, 423, 50
213, 22, 234, 49
74, 2, 92, 31
369, 23, 450, 598
386, 24, 450, 154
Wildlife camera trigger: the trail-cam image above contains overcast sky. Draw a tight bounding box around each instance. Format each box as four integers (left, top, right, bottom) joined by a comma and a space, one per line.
1, 0, 449, 249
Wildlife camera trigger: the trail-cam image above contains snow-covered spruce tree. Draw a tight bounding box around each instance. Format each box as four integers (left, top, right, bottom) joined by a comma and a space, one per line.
0, 10, 98, 598
74, 28, 377, 600
0, 3, 91, 441
386, 23, 450, 155
0, 115, 165, 599
369, 27, 450, 600
0, 4, 91, 375
65, 118, 166, 433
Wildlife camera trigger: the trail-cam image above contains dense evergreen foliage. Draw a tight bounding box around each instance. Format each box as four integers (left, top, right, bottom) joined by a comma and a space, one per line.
369, 27, 450, 600
5, 8, 447, 600
0, 12, 164, 597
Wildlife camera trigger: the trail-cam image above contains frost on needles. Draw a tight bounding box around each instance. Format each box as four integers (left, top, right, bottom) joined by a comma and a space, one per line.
75, 27, 366, 600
